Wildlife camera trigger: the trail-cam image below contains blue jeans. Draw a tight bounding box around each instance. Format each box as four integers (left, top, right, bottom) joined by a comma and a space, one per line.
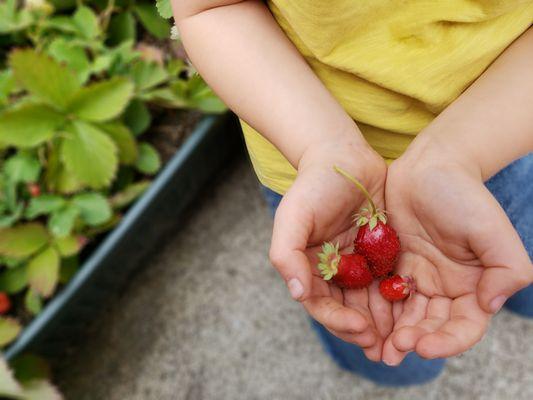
261, 154, 533, 386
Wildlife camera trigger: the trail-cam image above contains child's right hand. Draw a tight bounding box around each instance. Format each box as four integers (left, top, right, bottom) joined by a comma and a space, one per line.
269, 137, 391, 361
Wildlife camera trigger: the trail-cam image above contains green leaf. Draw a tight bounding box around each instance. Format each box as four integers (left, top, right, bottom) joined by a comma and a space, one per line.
107, 11, 137, 46
99, 123, 138, 164
156, 0, 172, 19
9, 49, 80, 109
21, 379, 63, 400
61, 120, 118, 188
73, 5, 99, 40
43, 15, 79, 34
0, 357, 22, 397
0, 223, 48, 258
67, 77, 134, 122
25, 288, 42, 316
134, 2, 171, 39
71, 192, 111, 226
0, 265, 28, 294
186, 75, 226, 113
47, 38, 91, 85
109, 180, 150, 209
131, 61, 168, 92
0, 103, 64, 147
135, 143, 161, 175
27, 246, 60, 298
25, 195, 66, 219
123, 100, 151, 136
0, 317, 21, 346
11, 354, 51, 382
4, 153, 41, 183
59, 256, 78, 284
0, 70, 15, 107
48, 205, 79, 238
53, 235, 82, 257
369, 216, 377, 231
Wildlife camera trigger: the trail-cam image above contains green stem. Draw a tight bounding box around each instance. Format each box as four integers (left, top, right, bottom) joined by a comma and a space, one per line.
333, 165, 377, 216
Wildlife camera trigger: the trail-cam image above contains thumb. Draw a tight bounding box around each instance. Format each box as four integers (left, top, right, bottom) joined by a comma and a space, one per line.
474, 205, 533, 314
269, 195, 314, 302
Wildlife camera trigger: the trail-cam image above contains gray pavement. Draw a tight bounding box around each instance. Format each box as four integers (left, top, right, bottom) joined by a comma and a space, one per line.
56, 156, 533, 400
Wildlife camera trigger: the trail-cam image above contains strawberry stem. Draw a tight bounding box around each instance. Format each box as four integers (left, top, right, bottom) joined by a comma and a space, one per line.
333, 165, 377, 216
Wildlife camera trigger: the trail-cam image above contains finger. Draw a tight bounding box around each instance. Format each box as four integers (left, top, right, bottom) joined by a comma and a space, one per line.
328, 327, 378, 349
368, 280, 393, 338
471, 194, 533, 314
303, 296, 369, 334
392, 300, 403, 323
270, 195, 314, 301
392, 296, 451, 352
382, 293, 428, 366
415, 294, 490, 359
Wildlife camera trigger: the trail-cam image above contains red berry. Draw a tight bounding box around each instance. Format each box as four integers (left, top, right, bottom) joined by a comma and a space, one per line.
318, 242, 373, 289
354, 219, 400, 278
0, 292, 11, 314
379, 275, 414, 302
27, 183, 41, 197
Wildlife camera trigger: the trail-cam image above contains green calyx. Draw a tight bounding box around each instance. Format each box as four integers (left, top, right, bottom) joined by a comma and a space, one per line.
333, 165, 387, 231
317, 242, 340, 281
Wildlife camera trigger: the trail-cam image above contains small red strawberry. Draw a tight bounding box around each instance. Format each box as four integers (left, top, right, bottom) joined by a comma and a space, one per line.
318, 242, 373, 289
27, 183, 41, 197
334, 166, 400, 278
0, 292, 11, 314
379, 275, 415, 302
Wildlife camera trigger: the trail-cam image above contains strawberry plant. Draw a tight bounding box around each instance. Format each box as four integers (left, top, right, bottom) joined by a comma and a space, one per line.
0, 0, 226, 349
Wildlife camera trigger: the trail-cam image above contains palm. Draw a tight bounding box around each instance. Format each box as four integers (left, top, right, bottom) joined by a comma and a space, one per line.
382, 163, 531, 363
270, 157, 391, 360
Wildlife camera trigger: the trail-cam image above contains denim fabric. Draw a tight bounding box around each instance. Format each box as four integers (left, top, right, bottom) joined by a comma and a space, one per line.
260, 153, 532, 386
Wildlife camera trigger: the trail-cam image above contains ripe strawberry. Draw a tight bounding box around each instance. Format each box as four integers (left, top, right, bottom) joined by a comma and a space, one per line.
0, 292, 11, 314
334, 166, 401, 278
379, 275, 414, 302
318, 242, 373, 289
27, 183, 41, 197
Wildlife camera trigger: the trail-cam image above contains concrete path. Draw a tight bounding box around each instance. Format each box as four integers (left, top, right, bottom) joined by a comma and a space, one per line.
56, 156, 533, 400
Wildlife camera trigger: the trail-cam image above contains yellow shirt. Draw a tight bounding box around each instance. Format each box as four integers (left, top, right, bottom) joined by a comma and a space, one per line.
240, 0, 533, 195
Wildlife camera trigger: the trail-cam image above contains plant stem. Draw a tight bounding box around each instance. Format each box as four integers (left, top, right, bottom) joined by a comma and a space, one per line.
333, 165, 377, 216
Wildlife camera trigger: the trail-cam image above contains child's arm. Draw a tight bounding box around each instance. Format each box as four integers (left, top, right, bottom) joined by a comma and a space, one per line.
172, 0, 392, 356
380, 27, 533, 365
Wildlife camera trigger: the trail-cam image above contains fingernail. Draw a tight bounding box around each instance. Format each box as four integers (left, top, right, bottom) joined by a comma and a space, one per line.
287, 278, 303, 300
382, 357, 396, 367
489, 295, 507, 313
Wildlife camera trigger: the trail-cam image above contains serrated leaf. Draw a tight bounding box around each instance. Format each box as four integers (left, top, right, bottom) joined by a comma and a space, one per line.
10, 49, 80, 109
67, 77, 134, 122
61, 120, 118, 188
156, 0, 172, 19
109, 180, 150, 209
73, 5, 99, 40
25, 288, 42, 316
53, 235, 81, 257
47, 38, 91, 85
135, 143, 161, 175
48, 205, 79, 238
71, 192, 111, 226
0, 103, 64, 147
4, 153, 41, 183
99, 123, 138, 164
27, 246, 60, 298
43, 15, 79, 34
123, 100, 151, 136
107, 11, 137, 46
0, 317, 21, 346
134, 2, 171, 39
22, 379, 63, 400
131, 61, 168, 91
0, 70, 15, 107
25, 195, 66, 219
0, 223, 48, 258
0, 357, 22, 396
0, 265, 28, 294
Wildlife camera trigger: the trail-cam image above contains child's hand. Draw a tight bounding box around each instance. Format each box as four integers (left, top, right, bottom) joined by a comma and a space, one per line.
269, 138, 391, 360
381, 140, 533, 365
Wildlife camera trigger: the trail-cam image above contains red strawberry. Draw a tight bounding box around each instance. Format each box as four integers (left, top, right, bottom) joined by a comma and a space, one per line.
27, 183, 41, 197
318, 242, 373, 289
379, 275, 414, 302
334, 166, 401, 278
0, 292, 11, 314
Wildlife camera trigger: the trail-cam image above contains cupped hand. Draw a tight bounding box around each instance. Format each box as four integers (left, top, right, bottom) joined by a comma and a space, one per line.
269, 138, 392, 360
381, 142, 533, 365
